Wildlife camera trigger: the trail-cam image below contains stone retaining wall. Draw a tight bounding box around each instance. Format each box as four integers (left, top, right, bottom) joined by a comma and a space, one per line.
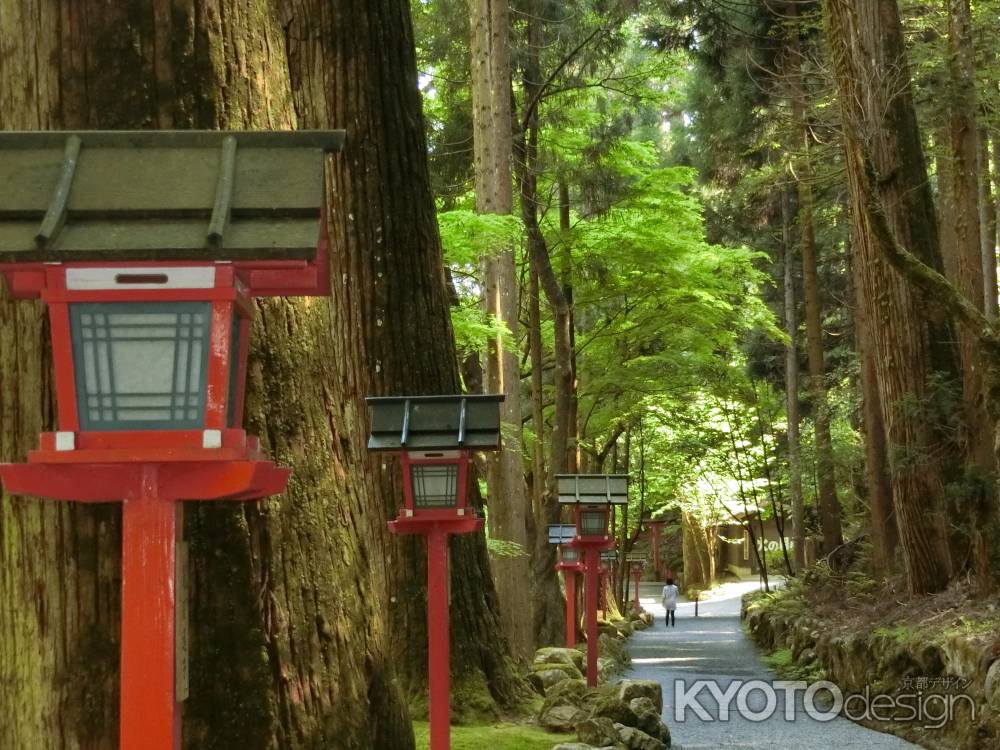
742, 592, 1000, 750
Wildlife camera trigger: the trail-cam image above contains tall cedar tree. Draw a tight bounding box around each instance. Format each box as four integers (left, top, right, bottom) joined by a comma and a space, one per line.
824, 0, 954, 593
785, 3, 844, 555
469, 0, 536, 660
0, 0, 523, 747
516, 0, 574, 647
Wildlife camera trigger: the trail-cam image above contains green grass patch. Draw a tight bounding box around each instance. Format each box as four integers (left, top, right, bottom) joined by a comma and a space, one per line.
764, 647, 827, 682
871, 624, 917, 643
412, 721, 571, 750
941, 616, 1000, 639
765, 647, 794, 670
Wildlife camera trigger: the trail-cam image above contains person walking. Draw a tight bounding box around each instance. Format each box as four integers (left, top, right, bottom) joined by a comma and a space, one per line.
662, 578, 679, 627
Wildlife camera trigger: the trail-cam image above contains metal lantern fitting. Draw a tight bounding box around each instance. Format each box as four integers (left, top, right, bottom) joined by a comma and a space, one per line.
0, 129, 342, 750
367, 393, 503, 750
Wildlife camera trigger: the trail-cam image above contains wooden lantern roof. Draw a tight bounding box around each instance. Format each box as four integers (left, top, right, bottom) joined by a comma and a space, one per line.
555, 474, 629, 505
601, 550, 617, 562
625, 552, 646, 563
0, 130, 344, 263
366, 394, 504, 452
547, 524, 577, 544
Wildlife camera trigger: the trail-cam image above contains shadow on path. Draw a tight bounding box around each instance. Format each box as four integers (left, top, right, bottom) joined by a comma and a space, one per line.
622, 579, 922, 749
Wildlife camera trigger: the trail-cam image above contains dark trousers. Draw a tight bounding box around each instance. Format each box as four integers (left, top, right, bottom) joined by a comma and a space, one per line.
665, 609, 675, 626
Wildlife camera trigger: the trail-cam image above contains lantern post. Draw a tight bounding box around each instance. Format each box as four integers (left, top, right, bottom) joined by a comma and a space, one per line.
367, 394, 504, 750
556, 474, 628, 687
642, 517, 666, 578
626, 552, 646, 613
549, 524, 582, 648
600, 550, 616, 614
0, 130, 343, 750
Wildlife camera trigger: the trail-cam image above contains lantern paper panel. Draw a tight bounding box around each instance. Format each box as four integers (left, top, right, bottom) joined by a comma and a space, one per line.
71, 302, 211, 430
580, 508, 608, 536
410, 463, 460, 508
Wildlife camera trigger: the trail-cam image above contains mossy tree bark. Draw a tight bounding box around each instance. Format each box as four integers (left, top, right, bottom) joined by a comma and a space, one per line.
786, 4, 843, 555
516, 0, 571, 649
781, 188, 806, 571
940, 0, 997, 586
281, 0, 527, 713
824, 0, 956, 594
0, 1, 460, 747
469, 0, 536, 662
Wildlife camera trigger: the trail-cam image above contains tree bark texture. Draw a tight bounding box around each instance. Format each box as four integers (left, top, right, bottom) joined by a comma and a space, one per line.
939, 0, 996, 587
517, 1, 570, 648
853, 240, 899, 578
824, 0, 954, 593
978, 129, 997, 320
469, 0, 535, 662
781, 189, 807, 571
1, 2, 415, 748
284, 0, 525, 712
1, 1, 527, 747
786, 18, 843, 555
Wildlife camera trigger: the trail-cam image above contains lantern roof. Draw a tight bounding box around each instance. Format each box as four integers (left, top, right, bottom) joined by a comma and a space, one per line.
0, 130, 344, 263
366, 394, 504, 451
547, 524, 576, 544
601, 550, 617, 562
625, 552, 646, 563
556, 474, 629, 505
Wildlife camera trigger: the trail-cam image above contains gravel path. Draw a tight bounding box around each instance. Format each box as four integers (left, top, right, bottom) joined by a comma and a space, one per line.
623, 579, 922, 749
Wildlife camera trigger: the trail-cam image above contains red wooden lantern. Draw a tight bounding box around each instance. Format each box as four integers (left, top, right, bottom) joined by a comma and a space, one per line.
549, 524, 582, 647
367, 394, 503, 750
556, 474, 628, 687
0, 130, 343, 750
626, 552, 646, 613
642, 516, 666, 578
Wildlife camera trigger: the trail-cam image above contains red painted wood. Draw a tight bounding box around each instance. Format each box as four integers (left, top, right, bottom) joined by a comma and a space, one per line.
427, 527, 451, 750
205, 300, 232, 429
231, 316, 250, 426
0, 460, 288, 503
78, 429, 248, 450
120, 467, 180, 750
48, 301, 81, 431
584, 546, 599, 688
3, 255, 329, 300
564, 569, 576, 648
651, 523, 662, 578
41, 287, 239, 304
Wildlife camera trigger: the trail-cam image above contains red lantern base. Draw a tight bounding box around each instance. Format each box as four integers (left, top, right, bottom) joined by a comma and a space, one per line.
573, 538, 613, 688
0, 435, 288, 750
388, 512, 483, 750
